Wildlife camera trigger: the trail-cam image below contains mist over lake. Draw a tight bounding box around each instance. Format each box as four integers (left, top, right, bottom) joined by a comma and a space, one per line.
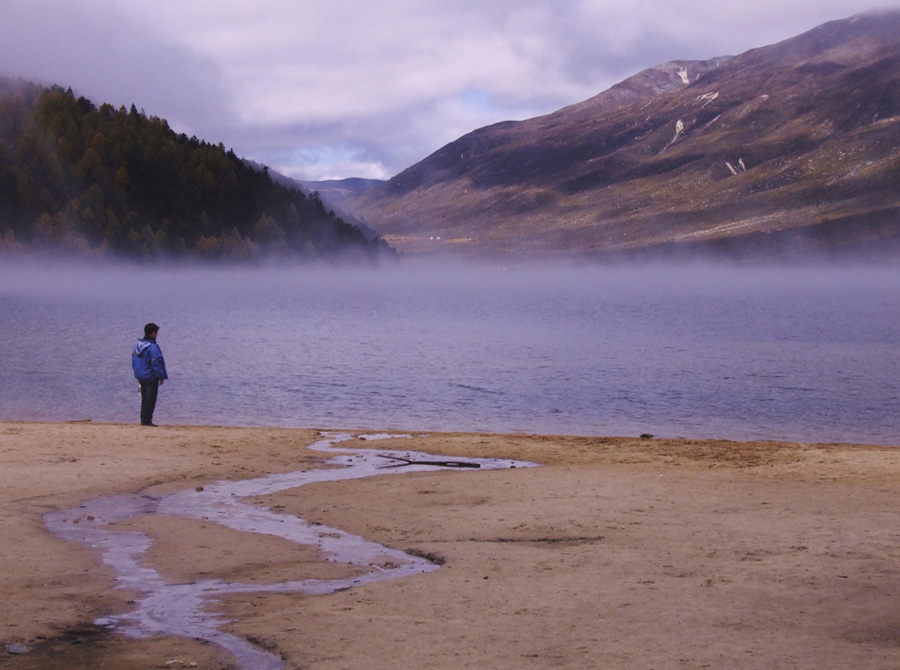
2, 259, 898, 444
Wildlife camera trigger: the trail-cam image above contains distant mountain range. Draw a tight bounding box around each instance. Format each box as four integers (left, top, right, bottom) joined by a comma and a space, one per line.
294, 177, 385, 241
349, 11, 900, 259
298, 177, 385, 205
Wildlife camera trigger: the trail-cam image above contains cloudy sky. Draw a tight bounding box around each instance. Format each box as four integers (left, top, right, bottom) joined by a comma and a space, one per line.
1, 0, 897, 181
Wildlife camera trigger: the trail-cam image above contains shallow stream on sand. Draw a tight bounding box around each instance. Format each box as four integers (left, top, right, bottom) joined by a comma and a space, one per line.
44, 433, 536, 670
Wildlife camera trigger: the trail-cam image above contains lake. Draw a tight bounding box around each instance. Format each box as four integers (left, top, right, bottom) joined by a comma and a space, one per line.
1, 259, 898, 444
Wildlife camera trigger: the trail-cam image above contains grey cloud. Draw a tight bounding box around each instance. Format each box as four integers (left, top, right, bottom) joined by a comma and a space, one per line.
3, 0, 899, 180
0, 0, 236, 136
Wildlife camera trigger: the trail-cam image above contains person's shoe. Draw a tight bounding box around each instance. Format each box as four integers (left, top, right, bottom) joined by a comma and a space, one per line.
141, 422, 158, 427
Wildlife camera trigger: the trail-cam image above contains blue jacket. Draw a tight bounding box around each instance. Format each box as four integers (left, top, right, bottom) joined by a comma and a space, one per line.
132, 338, 168, 382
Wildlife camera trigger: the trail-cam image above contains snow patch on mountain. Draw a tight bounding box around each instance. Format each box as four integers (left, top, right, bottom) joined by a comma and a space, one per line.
726, 158, 748, 175
661, 119, 686, 153
696, 92, 719, 109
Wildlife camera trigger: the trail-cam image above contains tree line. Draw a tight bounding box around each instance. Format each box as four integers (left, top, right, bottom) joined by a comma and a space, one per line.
0, 78, 389, 260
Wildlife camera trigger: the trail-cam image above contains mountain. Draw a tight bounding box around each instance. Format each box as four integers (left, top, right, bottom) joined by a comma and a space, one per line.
292, 177, 384, 241
350, 11, 900, 259
239, 164, 383, 242
0, 80, 391, 261
298, 177, 383, 205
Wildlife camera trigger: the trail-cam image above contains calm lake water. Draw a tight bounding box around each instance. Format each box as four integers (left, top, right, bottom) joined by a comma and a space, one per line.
2, 259, 898, 444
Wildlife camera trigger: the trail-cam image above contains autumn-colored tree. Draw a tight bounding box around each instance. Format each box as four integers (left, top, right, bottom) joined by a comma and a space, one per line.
114, 165, 130, 192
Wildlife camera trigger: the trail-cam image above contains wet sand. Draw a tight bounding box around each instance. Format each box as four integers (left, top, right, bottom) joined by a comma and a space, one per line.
2, 421, 900, 669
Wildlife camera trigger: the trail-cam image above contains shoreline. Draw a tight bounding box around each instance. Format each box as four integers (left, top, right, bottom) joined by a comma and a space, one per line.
5, 414, 898, 449
2, 421, 899, 669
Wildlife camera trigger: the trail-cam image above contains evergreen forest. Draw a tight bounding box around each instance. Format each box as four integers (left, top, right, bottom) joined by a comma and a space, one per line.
0, 78, 389, 260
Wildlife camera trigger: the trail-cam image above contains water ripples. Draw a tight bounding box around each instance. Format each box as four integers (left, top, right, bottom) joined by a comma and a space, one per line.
2, 262, 898, 444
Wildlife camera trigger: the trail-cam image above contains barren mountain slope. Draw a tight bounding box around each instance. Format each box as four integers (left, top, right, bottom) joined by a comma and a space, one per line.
351, 11, 900, 258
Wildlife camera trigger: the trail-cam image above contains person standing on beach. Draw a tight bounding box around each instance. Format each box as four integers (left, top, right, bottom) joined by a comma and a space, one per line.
132, 322, 168, 426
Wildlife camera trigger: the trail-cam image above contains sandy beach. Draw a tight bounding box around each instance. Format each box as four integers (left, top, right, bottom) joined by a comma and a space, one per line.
2, 421, 899, 669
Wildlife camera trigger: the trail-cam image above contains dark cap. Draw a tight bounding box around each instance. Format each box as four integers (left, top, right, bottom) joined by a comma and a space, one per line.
144, 323, 160, 338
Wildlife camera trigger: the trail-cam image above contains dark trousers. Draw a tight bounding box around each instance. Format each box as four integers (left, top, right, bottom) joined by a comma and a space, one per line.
140, 381, 160, 425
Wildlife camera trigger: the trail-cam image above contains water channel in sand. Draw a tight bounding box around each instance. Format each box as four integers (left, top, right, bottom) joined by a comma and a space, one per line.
43, 433, 536, 670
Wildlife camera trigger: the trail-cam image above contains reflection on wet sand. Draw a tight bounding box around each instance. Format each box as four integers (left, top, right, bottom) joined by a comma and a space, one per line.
44, 433, 536, 669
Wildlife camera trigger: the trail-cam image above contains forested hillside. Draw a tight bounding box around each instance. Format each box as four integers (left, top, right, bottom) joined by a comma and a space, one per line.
0, 79, 389, 260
